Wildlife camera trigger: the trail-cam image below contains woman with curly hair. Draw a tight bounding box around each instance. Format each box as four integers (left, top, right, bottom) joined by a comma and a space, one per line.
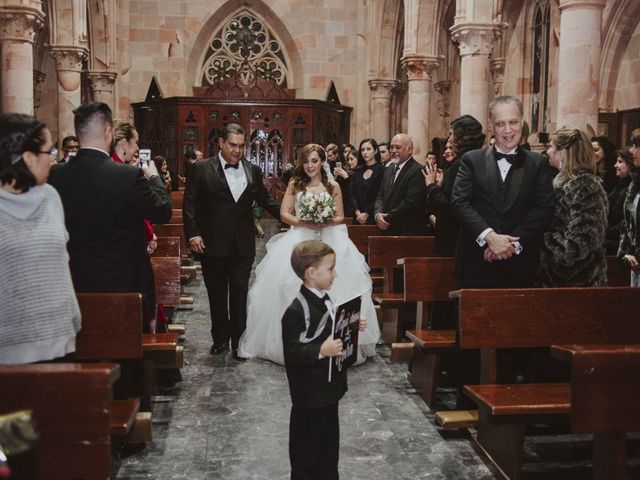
539, 126, 608, 286
239, 144, 380, 364
618, 128, 640, 286
423, 114, 485, 257
606, 148, 633, 254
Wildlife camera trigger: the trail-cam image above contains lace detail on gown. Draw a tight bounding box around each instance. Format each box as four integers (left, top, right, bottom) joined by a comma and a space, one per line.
239, 192, 380, 364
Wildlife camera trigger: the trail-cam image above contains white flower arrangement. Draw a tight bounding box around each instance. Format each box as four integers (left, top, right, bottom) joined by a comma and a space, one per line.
298, 191, 337, 224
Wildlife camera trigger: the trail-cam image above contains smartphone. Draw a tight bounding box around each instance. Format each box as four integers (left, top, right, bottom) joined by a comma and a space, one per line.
139, 149, 151, 168
336, 161, 342, 169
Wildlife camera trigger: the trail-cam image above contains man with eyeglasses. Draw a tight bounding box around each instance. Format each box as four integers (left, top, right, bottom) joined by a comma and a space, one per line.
59, 135, 79, 163
183, 123, 280, 361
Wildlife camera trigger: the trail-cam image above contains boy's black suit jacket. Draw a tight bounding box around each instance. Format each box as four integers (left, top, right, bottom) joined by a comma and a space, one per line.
183, 156, 280, 258
48, 148, 172, 311
282, 286, 347, 409
450, 146, 555, 287
374, 157, 428, 235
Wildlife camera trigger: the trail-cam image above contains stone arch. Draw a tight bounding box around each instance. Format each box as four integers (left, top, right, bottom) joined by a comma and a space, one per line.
371, 0, 403, 79
599, 0, 640, 110
186, 0, 302, 94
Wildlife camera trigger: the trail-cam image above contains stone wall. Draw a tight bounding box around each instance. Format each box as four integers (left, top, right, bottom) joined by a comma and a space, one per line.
613, 20, 640, 111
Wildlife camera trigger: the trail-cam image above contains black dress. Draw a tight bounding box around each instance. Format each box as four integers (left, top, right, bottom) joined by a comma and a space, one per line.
350, 163, 384, 224
606, 177, 630, 255
426, 157, 462, 257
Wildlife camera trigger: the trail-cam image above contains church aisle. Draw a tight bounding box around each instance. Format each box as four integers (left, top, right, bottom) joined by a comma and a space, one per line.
117, 222, 494, 480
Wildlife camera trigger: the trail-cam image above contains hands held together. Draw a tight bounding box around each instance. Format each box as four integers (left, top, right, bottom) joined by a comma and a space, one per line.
484, 231, 520, 263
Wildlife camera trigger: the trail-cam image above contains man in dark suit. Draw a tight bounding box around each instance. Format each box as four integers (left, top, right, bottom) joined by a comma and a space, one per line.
183, 124, 280, 359
373, 133, 428, 235
49, 102, 172, 326
451, 95, 555, 288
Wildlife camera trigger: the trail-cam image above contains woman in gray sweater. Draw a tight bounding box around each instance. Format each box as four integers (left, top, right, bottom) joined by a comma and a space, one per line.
0, 113, 80, 363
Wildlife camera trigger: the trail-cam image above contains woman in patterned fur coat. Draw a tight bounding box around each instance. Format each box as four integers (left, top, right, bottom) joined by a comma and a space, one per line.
538, 125, 608, 287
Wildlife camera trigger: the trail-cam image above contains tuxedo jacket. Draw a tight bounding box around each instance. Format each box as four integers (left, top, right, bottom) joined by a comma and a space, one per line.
282, 286, 347, 409
48, 149, 172, 309
450, 147, 555, 287
374, 157, 428, 235
183, 156, 280, 258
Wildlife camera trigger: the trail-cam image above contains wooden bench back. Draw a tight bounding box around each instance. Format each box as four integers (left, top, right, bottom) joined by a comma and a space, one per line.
75, 293, 143, 360
153, 223, 190, 256
170, 191, 183, 209
151, 256, 181, 305
346, 225, 379, 256
454, 287, 640, 350
606, 256, 630, 286
368, 236, 435, 269
570, 346, 640, 434
152, 236, 180, 258
402, 257, 455, 302
0, 363, 118, 479
171, 209, 183, 224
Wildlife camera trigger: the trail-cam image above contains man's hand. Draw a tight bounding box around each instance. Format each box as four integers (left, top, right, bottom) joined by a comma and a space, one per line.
320, 336, 343, 357
625, 254, 639, 270
356, 212, 369, 224
485, 231, 519, 261
358, 317, 367, 332
141, 161, 159, 178
376, 213, 390, 230
190, 236, 205, 254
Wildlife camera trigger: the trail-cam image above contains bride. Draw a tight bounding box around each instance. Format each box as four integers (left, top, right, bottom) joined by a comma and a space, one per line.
239, 143, 380, 364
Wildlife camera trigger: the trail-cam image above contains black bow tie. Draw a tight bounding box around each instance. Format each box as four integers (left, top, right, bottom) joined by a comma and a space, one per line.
495, 150, 517, 164
321, 294, 331, 302
224, 163, 239, 170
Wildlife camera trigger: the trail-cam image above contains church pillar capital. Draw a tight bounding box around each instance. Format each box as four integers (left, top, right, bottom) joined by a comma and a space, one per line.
50, 45, 88, 92
368, 79, 399, 100
559, 0, 606, 12
450, 23, 497, 57
0, 5, 44, 44
87, 70, 117, 110
401, 55, 440, 81
490, 58, 506, 96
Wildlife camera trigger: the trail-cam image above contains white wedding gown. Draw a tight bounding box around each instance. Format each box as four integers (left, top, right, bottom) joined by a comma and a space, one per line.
239, 192, 380, 365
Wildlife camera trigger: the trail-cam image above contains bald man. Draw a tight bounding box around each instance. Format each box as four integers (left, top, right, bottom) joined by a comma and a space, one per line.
374, 133, 428, 235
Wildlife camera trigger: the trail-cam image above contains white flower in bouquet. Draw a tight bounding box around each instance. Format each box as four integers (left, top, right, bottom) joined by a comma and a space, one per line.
298, 191, 337, 224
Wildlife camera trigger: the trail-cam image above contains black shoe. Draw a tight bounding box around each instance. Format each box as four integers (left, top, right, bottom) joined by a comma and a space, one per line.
210, 343, 229, 355
232, 350, 247, 362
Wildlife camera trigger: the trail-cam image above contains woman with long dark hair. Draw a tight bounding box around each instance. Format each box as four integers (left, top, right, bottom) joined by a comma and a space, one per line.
591, 135, 617, 194
239, 143, 380, 364
350, 138, 384, 225
618, 129, 640, 286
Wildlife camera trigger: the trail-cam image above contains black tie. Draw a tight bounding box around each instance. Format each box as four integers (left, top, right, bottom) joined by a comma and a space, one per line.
322, 294, 331, 302
495, 150, 517, 164
225, 163, 239, 169
392, 165, 399, 183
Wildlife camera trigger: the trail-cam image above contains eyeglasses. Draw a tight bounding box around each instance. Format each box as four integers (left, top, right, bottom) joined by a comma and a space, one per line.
40, 148, 58, 158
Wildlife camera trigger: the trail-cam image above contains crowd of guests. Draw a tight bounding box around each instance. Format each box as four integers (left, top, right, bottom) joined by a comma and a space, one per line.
2, 95, 640, 365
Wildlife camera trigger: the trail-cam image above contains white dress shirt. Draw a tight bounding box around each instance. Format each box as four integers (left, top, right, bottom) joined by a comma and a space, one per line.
392, 158, 409, 183
219, 153, 247, 202
308, 287, 336, 359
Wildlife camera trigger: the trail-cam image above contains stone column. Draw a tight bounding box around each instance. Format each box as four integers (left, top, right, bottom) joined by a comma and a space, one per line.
556, 0, 606, 131
450, 23, 496, 129
50, 45, 87, 144
87, 71, 117, 109
0, 5, 44, 114
490, 58, 506, 96
401, 54, 439, 157
368, 79, 398, 143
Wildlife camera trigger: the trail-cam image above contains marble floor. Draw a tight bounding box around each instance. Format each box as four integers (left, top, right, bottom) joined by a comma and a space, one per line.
117, 220, 637, 480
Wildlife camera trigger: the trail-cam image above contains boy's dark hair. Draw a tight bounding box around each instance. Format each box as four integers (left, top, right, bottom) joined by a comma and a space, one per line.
291, 240, 335, 280
0, 113, 46, 192
73, 102, 113, 139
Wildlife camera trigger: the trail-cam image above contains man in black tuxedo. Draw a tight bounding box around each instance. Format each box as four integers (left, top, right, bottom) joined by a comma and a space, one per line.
183, 124, 280, 359
49, 102, 172, 325
373, 133, 428, 235
451, 96, 554, 288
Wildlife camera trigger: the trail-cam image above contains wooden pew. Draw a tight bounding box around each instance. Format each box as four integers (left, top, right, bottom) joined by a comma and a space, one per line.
368, 236, 434, 342
171, 208, 183, 224
75, 293, 182, 411
551, 344, 640, 480
454, 287, 640, 480
346, 224, 379, 256
152, 223, 190, 259
151, 237, 181, 307
0, 363, 133, 479
399, 256, 456, 409
170, 190, 183, 209
606, 255, 631, 286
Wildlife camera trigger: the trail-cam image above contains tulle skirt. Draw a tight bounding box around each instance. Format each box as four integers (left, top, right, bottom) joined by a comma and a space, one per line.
238, 223, 380, 365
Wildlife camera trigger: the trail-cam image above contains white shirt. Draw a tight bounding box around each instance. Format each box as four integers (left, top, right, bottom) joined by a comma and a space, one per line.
308, 287, 335, 359
392, 158, 410, 182
476, 147, 522, 254
219, 153, 247, 202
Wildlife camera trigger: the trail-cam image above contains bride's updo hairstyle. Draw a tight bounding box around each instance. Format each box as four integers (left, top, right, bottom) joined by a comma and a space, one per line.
292, 143, 334, 195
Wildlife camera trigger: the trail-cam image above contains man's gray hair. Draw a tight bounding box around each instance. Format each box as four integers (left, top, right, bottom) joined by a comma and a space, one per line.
221, 123, 245, 140
488, 96, 524, 120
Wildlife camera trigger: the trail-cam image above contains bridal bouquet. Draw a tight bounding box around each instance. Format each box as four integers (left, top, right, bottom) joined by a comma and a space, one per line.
298, 191, 337, 224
